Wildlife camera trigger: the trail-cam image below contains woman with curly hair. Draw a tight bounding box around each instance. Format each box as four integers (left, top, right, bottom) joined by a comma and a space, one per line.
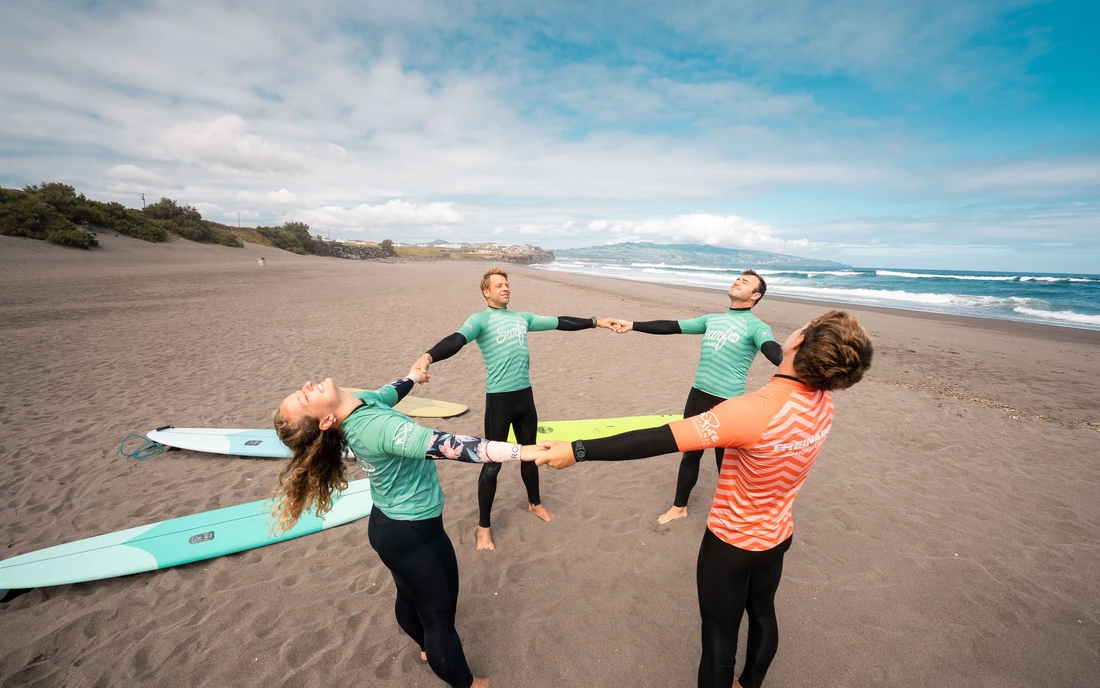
271, 368, 544, 688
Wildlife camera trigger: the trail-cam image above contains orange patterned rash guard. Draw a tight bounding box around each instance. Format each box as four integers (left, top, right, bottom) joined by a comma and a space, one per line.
668, 376, 834, 551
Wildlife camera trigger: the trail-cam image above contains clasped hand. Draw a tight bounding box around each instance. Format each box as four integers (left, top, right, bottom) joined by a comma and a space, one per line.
516, 441, 576, 468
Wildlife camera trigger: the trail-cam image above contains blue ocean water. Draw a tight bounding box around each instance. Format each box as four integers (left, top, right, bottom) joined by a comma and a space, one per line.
532, 261, 1100, 331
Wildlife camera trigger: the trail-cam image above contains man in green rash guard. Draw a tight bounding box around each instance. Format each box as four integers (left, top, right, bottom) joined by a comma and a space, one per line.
608, 269, 783, 525
414, 267, 616, 551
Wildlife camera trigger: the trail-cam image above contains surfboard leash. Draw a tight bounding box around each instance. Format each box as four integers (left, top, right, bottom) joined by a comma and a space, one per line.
119, 433, 171, 460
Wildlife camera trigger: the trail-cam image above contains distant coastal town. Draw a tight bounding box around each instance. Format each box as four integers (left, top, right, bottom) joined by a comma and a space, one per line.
309, 235, 555, 264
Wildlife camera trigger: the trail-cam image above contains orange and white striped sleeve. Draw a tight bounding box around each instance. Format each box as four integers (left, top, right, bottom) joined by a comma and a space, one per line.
669, 393, 773, 452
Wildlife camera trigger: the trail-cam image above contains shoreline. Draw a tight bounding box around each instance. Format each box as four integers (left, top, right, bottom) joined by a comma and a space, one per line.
528, 264, 1100, 340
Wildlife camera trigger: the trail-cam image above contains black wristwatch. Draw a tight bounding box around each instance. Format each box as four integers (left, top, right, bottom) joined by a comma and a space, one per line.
572, 440, 587, 461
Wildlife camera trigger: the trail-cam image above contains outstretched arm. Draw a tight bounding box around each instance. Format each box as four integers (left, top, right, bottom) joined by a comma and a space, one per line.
628, 320, 683, 334
553, 316, 617, 331
537, 425, 679, 468
760, 340, 782, 366
424, 432, 544, 463
414, 332, 469, 374
384, 368, 428, 404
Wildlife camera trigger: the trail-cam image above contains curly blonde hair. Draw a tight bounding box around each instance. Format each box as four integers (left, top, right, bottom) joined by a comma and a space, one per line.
270, 409, 350, 534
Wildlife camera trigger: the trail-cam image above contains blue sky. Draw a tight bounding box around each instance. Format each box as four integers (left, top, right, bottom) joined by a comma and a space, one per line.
1, 0, 1097, 272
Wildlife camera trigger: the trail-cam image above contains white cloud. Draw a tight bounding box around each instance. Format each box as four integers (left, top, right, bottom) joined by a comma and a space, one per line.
0, 1, 1088, 272
944, 158, 1100, 196
106, 164, 165, 184
192, 202, 226, 216
158, 115, 301, 172
290, 200, 464, 229
237, 188, 302, 205
595, 214, 811, 250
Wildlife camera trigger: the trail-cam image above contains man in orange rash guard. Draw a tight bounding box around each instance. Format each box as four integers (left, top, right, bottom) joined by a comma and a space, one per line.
537, 310, 873, 688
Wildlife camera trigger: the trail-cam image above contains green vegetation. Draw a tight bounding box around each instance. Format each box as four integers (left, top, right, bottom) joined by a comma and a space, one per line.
253, 220, 314, 254
142, 197, 242, 247
1, 181, 548, 263
393, 244, 446, 257
0, 187, 97, 248
0, 182, 248, 249
16, 183, 167, 242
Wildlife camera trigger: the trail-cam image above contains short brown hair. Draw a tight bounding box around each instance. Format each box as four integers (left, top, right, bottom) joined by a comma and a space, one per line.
480, 267, 508, 293
742, 269, 767, 300
792, 310, 873, 391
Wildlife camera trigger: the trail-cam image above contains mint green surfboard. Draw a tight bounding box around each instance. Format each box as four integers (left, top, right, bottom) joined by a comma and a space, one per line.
0, 480, 372, 594
507, 414, 682, 443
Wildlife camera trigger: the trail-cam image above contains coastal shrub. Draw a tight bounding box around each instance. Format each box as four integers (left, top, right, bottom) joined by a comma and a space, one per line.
0, 192, 80, 240
256, 225, 307, 254
47, 224, 97, 249
143, 197, 243, 247
283, 221, 313, 253
18, 182, 169, 243
379, 239, 396, 257
103, 202, 168, 242
24, 182, 81, 217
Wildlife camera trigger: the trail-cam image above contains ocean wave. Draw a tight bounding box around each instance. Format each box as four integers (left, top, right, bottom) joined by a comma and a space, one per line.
876, 270, 1017, 281
630, 262, 735, 271
755, 269, 863, 277
1011, 307, 1100, 326
772, 285, 1049, 309
1018, 276, 1099, 283
639, 267, 731, 280
628, 263, 862, 277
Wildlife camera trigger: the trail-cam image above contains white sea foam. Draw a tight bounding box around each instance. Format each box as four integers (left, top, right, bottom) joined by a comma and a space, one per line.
772, 285, 1049, 309
1012, 307, 1100, 326
1018, 276, 1099, 283
628, 263, 862, 277
876, 270, 1018, 281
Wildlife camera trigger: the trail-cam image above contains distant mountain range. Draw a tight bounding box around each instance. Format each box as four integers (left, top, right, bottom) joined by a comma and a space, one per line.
553, 242, 849, 269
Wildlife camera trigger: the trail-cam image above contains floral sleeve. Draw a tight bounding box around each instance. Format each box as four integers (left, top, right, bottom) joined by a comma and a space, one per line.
424, 432, 522, 463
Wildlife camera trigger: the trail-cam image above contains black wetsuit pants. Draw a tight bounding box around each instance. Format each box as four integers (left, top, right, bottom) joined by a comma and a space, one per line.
674, 387, 728, 507
368, 508, 474, 688
479, 386, 541, 528
696, 529, 792, 688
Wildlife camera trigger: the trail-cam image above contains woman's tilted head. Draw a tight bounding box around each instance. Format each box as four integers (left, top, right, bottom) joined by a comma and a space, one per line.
270, 381, 351, 534
278, 378, 343, 429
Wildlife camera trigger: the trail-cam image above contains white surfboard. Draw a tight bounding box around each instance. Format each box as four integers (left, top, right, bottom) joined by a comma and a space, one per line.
145, 427, 354, 459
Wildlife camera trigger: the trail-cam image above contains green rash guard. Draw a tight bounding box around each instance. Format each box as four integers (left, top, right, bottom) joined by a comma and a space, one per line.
678, 310, 775, 399
340, 385, 441, 521
455, 307, 559, 393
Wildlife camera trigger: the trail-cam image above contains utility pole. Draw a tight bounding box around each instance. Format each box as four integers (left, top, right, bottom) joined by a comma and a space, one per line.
237, 212, 240, 227
140, 192, 145, 208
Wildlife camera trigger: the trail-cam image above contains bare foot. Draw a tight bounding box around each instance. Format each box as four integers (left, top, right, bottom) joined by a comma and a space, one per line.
657, 505, 688, 525
420, 650, 427, 661
471, 678, 490, 688
528, 503, 554, 522
476, 526, 496, 551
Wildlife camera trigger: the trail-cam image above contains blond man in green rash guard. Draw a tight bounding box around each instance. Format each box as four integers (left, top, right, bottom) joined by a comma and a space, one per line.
413, 267, 616, 551
608, 269, 783, 525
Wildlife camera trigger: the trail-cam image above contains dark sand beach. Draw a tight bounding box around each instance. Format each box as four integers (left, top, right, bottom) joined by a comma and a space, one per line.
1, 233, 1098, 687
